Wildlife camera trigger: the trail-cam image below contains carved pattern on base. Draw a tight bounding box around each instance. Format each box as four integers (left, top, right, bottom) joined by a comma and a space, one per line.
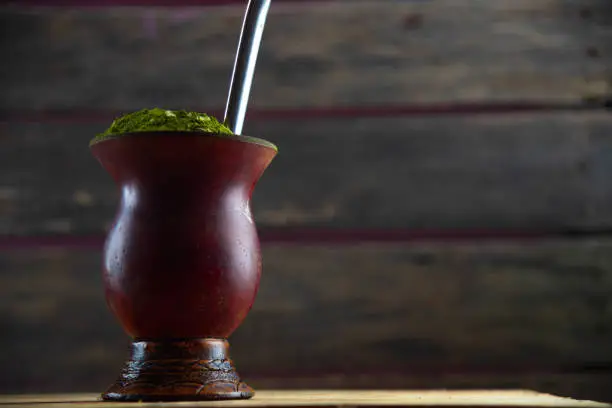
102, 339, 254, 402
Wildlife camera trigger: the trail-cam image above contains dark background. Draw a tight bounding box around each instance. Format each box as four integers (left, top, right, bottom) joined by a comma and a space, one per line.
1, 0, 612, 402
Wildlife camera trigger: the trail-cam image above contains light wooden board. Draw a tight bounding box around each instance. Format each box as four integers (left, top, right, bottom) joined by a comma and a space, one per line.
0, 390, 609, 407
1, 0, 610, 110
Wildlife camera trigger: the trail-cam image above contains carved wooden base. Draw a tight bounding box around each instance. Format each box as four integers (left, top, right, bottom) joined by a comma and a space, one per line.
102, 338, 254, 402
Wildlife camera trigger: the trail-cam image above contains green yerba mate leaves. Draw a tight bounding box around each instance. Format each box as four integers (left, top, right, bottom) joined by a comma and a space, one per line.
91, 108, 233, 144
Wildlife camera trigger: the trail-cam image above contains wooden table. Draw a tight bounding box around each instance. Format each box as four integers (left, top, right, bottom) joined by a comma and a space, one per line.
1, 390, 610, 408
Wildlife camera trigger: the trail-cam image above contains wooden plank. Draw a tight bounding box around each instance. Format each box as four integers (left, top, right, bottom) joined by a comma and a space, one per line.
0, 0, 323, 5
1, 240, 611, 394
0, 390, 609, 407
1, 0, 610, 111
1, 113, 612, 235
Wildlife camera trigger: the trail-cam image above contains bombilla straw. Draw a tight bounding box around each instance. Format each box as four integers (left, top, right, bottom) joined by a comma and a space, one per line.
224, 0, 271, 135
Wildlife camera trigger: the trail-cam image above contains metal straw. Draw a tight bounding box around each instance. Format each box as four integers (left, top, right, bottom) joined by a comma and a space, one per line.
224, 0, 271, 135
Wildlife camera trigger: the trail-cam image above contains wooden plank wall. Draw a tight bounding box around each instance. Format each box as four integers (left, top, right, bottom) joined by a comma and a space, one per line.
1, 0, 612, 402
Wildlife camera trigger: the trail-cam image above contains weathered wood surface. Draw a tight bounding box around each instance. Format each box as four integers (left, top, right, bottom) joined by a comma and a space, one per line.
1, 0, 611, 111
1, 113, 612, 236
1, 0, 611, 235
1, 390, 609, 408
1, 241, 611, 393
1, 0, 612, 403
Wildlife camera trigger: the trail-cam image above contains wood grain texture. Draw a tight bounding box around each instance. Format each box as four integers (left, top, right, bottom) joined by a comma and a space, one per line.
0, 390, 610, 408
0, 0, 325, 5
1, 241, 611, 394
2, 0, 612, 403
1, 0, 610, 111
1, 113, 612, 235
